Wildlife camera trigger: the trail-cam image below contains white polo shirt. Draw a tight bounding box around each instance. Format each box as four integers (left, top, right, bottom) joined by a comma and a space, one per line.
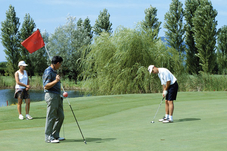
158, 68, 177, 85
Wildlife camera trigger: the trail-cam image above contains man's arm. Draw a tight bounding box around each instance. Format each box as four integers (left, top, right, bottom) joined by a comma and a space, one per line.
164, 81, 171, 91
163, 81, 171, 98
44, 75, 60, 90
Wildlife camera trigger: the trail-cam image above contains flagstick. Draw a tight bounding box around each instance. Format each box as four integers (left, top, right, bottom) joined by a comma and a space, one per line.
45, 45, 52, 61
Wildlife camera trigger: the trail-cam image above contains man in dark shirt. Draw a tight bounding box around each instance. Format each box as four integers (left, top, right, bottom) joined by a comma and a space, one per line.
43, 56, 64, 143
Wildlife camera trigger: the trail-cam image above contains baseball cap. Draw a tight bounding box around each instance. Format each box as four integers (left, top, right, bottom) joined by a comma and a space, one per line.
18, 61, 28, 66
148, 65, 154, 74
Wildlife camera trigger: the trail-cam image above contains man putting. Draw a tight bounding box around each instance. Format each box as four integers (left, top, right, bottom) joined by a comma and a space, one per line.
148, 65, 178, 123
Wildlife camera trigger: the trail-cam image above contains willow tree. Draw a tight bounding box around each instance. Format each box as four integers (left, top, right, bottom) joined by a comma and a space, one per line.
82, 25, 185, 95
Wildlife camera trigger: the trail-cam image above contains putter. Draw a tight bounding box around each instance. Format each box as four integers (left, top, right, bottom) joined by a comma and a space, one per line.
62, 85, 87, 144
151, 97, 165, 123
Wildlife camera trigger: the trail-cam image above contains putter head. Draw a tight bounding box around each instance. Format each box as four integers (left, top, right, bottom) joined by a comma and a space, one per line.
151, 121, 155, 123
84, 141, 87, 144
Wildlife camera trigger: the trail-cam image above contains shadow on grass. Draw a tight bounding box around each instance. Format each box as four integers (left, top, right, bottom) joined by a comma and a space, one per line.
63, 138, 116, 143
32, 117, 46, 119
175, 118, 201, 123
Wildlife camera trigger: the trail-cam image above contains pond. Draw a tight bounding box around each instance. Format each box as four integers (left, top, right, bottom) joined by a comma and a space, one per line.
0, 89, 87, 107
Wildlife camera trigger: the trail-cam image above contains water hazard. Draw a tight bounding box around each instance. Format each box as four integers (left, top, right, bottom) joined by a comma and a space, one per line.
0, 89, 87, 107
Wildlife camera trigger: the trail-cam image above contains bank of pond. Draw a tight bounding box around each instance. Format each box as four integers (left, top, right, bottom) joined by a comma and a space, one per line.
0, 89, 87, 107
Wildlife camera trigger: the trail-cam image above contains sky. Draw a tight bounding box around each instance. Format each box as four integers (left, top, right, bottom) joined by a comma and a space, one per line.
0, 0, 227, 62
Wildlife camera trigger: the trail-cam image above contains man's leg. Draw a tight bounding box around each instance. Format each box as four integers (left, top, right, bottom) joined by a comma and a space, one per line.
168, 100, 174, 121
45, 93, 58, 142
52, 96, 64, 139
165, 100, 169, 118
168, 100, 174, 116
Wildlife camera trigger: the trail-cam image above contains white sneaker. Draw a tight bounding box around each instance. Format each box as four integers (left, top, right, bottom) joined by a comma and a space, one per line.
159, 117, 167, 122
162, 119, 173, 123
51, 139, 60, 143
46, 139, 60, 143
26, 114, 33, 120
19, 114, 24, 120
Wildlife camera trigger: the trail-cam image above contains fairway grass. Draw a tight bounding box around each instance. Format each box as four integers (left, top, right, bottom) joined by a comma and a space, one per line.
0, 91, 227, 151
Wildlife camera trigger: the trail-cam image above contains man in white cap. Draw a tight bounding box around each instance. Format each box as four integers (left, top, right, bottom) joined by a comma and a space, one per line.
148, 65, 178, 123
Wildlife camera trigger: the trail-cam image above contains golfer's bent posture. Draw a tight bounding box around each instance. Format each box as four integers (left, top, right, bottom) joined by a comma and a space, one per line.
148, 65, 178, 123
43, 56, 65, 143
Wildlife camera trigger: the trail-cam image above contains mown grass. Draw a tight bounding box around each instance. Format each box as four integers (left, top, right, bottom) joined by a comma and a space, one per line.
0, 91, 227, 151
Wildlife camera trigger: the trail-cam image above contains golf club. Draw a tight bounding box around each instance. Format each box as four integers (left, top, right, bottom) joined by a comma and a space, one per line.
151, 97, 165, 123
61, 85, 87, 144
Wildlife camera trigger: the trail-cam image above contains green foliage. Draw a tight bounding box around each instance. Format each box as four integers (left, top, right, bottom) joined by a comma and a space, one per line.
142, 5, 161, 40
83, 17, 93, 41
29, 30, 49, 76
1, 6, 45, 77
192, 0, 217, 73
81, 26, 185, 95
19, 13, 36, 76
77, 18, 83, 27
77, 17, 93, 41
48, 15, 91, 81
0, 5, 21, 77
184, 0, 200, 74
93, 8, 112, 35
217, 25, 227, 74
164, 0, 185, 53
0, 62, 7, 75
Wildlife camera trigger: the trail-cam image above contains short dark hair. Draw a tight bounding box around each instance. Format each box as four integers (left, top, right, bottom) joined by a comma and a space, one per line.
51, 56, 63, 64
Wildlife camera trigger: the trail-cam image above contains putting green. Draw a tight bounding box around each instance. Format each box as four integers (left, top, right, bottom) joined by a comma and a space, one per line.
0, 91, 226, 151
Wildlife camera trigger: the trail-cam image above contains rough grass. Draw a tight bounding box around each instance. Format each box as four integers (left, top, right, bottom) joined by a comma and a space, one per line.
0, 91, 227, 151
0, 76, 81, 89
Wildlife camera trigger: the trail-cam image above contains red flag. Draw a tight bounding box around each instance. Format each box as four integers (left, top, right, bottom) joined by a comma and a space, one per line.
21, 29, 45, 54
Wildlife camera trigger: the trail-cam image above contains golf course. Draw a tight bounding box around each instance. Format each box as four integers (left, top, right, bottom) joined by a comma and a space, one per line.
0, 91, 226, 151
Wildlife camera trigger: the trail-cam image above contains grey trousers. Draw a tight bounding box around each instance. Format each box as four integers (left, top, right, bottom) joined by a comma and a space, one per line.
45, 93, 64, 141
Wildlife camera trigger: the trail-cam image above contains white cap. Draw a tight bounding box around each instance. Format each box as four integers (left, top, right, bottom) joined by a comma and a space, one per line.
148, 65, 154, 74
18, 61, 28, 66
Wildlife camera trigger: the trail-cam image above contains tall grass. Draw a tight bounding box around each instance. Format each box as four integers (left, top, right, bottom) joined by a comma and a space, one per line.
1, 74, 226, 92
0, 76, 15, 88
0, 76, 81, 90
178, 73, 227, 92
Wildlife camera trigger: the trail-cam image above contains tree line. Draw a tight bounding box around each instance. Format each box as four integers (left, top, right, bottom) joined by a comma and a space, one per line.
1, 0, 227, 94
